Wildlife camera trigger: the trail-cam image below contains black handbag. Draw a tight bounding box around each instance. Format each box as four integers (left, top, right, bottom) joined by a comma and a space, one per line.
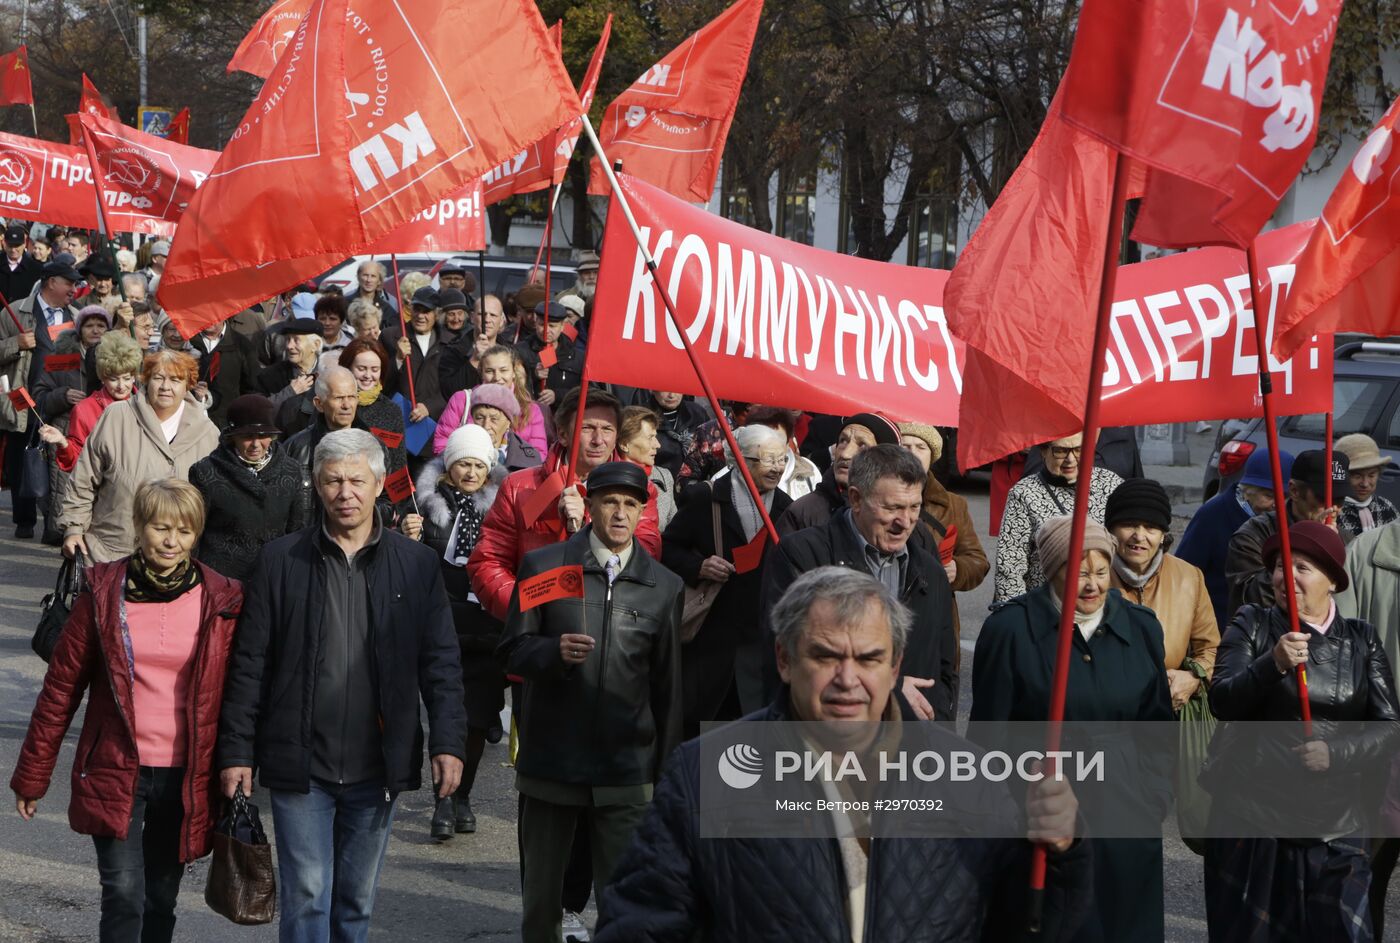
31, 551, 84, 661
17, 426, 48, 503
205, 787, 277, 925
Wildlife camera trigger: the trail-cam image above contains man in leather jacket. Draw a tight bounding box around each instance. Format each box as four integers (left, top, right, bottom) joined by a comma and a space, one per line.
498, 460, 683, 943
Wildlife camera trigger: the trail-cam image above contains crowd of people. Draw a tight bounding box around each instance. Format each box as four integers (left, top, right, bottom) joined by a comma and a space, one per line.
0, 222, 1397, 943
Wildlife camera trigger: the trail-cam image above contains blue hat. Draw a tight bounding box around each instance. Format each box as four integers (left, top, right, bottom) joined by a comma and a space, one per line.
1240, 448, 1293, 489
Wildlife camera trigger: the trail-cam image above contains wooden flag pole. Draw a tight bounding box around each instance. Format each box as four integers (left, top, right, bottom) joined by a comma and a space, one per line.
580, 115, 779, 544
1247, 244, 1313, 738
1024, 151, 1131, 933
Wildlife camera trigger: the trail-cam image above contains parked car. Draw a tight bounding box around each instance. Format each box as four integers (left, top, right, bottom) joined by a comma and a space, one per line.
316, 253, 577, 304
1202, 341, 1400, 504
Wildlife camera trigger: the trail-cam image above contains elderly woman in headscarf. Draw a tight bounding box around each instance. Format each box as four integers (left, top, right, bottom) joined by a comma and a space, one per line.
972, 515, 1174, 943
663, 424, 793, 736
400, 424, 508, 843
1205, 520, 1400, 943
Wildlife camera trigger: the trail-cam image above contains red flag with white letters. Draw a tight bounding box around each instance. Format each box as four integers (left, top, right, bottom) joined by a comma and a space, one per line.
1273, 95, 1400, 358
0, 46, 33, 107
159, 0, 582, 337
589, 0, 762, 201
228, 0, 313, 78
1059, 0, 1342, 249
77, 112, 217, 236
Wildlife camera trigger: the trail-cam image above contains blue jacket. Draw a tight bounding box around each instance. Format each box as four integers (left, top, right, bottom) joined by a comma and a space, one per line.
1174, 489, 1251, 631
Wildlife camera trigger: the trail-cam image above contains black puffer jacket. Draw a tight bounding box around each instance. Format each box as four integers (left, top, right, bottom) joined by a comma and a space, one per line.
595, 698, 1093, 943
217, 525, 467, 793
418, 458, 507, 651
498, 529, 684, 787
1205, 603, 1400, 838
189, 442, 311, 581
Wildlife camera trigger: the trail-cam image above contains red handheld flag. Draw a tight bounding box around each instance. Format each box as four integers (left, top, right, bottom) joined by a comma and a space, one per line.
937, 525, 957, 566
384, 465, 414, 503
517, 564, 585, 611
1274, 95, 1400, 358
228, 0, 313, 78
1059, 0, 1341, 249
166, 108, 190, 146
77, 113, 218, 236
589, 0, 762, 201
43, 354, 82, 373
7, 386, 34, 411
731, 530, 768, 575
0, 46, 33, 107
159, 0, 583, 337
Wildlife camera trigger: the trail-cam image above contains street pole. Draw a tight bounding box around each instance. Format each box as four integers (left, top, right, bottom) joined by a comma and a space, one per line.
20, 0, 28, 46
137, 13, 148, 107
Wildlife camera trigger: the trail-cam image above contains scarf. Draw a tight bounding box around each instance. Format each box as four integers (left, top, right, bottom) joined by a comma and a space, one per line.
1049, 587, 1107, 642
731, 474, 775, 543
125, 551, 203, 604
1039, 468, 1073, 490
358, 384, 382, 407
236, 448, 273, 473
1112, 549, 1163, 589
444, 488, 485, 564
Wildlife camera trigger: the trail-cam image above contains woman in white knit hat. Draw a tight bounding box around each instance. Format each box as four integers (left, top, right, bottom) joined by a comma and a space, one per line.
400, 424, 509, 843
1335, 433, 1398, 539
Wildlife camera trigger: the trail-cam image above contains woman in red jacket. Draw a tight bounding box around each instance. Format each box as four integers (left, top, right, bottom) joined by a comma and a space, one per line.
10, 478, 242, 943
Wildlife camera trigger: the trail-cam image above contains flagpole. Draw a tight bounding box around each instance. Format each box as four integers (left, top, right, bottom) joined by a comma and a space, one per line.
1247, 244, 1313, 738
539, 182, 556, 397
27, 103, 36, 136
1019, 151, 1131, 932
580, 114, 779, 545
1324, 411, 1334, 509
388, 253, 418, 408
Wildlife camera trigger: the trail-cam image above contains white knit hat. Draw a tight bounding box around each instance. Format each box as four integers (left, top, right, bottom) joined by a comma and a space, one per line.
443, 424, 497, 469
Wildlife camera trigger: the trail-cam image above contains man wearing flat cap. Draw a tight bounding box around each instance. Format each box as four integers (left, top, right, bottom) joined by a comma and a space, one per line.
515, 300, 584, 407
498, 459, 683, 943
381, 285, 448, 431
79, 254, 119, 306
436, 260, 477, 303
0, 222, 42, 303
778, 411, 902, 535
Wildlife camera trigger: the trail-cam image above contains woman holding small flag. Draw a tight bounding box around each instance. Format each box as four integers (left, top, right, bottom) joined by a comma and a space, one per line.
662, 423, 792, 736
1205, 520, 1400, 943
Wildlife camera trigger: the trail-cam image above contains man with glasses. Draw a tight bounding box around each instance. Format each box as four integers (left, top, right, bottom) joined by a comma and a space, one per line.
760, 444, 957, 721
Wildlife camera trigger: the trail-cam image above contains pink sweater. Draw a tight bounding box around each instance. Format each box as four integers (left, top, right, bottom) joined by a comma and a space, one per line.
126, 586, 204, 767
432, 390, 550, 455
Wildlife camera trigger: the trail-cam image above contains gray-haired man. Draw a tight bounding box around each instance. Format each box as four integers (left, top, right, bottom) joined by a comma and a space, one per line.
596, 567, 1090, 940
219, 428, 466, 942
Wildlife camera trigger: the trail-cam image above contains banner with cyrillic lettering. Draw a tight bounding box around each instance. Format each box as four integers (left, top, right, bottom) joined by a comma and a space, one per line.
369, 179, 486, 253
588, 175, 1331, 428
0, 131, 104, 231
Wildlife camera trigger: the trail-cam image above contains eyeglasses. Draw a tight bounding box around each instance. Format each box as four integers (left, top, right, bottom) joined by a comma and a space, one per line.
1049, 446, 1082, 460
743, 454, 786, 469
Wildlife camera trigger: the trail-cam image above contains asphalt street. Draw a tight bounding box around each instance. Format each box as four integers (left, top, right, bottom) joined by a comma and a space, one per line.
0, 478, 1394, 940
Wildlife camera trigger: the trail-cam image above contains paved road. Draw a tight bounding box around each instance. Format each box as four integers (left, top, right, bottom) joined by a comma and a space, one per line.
0, 480, 1394, 940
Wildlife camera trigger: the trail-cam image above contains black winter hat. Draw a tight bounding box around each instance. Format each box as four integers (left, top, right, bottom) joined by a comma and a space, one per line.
1105, 478, 1173, 531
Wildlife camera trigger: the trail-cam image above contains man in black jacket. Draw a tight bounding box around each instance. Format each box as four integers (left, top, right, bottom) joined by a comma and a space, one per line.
762, 444, 957, 720
499, 460, 683, 943
595, 566, 1090, 942
0, 223, 42, 304
218, 428, 465, 942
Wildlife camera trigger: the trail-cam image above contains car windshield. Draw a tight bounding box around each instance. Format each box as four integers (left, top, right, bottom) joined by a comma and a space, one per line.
1283, 377, 1393, 439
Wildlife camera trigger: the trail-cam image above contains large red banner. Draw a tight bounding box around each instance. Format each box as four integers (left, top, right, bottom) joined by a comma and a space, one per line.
78, 113, 217, 236
588, 176, 1331, 435
0, 131, 108, 231
228, 0, 313, 78
369, 179, 486, 253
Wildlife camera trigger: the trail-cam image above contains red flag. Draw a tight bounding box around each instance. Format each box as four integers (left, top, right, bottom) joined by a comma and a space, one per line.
486, 18, 613, 205
943, 89, 1132, 469
517, 564, 585, 611
7, 386, 34, 411
68, 74, 121, 146
384, 465, 414, 503
1274, 96, 1400, 358
368, 179, 485, 253
166, 108, 190, 146
937, 525, 957, 566
158, 0, 583, 337
589, 0, 762, 201
43, 354, 82, 373
1059, 0, 1341, 249
0, 46, 33, 106
228, 0, 313, 78
77, 113, 217, 236
731, 530, 768, 575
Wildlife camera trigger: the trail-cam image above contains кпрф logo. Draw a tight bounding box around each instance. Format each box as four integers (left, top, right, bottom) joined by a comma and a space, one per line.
717, 743, 763, 790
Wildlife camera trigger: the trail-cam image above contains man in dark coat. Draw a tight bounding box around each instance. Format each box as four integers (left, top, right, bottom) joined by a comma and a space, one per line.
762, 445, 957, 720
381, 286, 449, 435
218, 427, 465, 941
498, 461, 683, 943
777, 412, 901, 536
0, 223, 43, 304
188, 395, 312, 580
595, 566, 1090, 942
190, 319, 261, 429
1177, 447, 1292, 630
515, 302, 585, 409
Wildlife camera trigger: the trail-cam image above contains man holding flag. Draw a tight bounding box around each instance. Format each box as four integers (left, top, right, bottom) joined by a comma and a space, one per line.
498, 460, 682, 943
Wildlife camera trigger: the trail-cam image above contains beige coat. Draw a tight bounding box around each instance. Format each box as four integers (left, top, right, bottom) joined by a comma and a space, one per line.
1110, 553, 1220, 679
59, 392, 219, 562
1336, 522, 1400, 687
